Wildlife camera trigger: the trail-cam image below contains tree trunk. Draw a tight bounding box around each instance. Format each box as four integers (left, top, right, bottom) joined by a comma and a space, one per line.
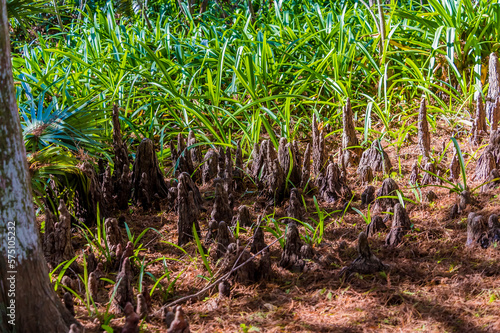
0, 0, 79, 330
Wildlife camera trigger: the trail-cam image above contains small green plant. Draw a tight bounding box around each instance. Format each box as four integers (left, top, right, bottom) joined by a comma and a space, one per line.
83, 254, 119, 331
231, 219, 248, 240
57, 253, 117, 331
408, 181, 423, 203
263, 212, 286, 249
51, 256, 79, 291
352, 204, 372, 225
124, 222, 161, 255
147, 257, 186, 302
297, 196, 336, 246
375, 189, 415, 210
421, 137, 495, 195
78, 204, 112, 264
240, 323, 260, 332
193, 224, 213, 280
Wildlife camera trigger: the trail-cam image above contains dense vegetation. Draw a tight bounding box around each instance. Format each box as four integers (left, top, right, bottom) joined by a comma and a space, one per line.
8, 0, 500, 331
14, 0, 499, 183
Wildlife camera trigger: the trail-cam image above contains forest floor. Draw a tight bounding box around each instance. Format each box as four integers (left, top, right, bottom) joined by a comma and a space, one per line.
54, 119, 500, 333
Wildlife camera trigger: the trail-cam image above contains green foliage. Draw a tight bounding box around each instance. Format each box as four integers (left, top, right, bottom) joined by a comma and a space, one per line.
147, 257, 186, 301
262, 212, 286, 249
193, 224, 213, 279
13, 1, 495, 157
78, 205, 113, 264
12, 1, 500, 218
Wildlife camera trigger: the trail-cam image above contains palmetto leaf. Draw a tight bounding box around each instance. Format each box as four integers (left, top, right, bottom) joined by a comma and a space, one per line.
18, 78, 106, 154
7, 0, 54, 32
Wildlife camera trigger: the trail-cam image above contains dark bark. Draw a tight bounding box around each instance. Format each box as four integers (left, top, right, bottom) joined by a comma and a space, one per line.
61, 276, 78, 293
421, 162, 437, 185
418, 98, 431, 158
312, 113, 326, 175
372, 178, 399, 214
250, 142, 263, 180
340, 232, 387, 278
300, 142, 311, 188
171, 133, 194, 177
177, 172, 203, 211
317, 162, 352, 203
366, 215, 386, 237
358, 165, 373, 185
44, 200, 77, 272
101, 165, 114, 209
74, 162, 102, 226
278, 138, 301, 186
286, 188, 303, 224
122, 302, 140, 333
215, 221, 233, 259
120, 242, 134, 273
223, 147, 233, 192
292, 140, 302, 171
136, 293, 148, 319
279, 223, 305, 272
132, 138, 169, 209
163, 307, 176, 329
342, 98, 361, 166
466, 213, 488, 248
475, 129, 500, 180
254, 140, 270, 187
112, 258, 134, 313
361, 185, 376, 206
255, 249, 272, 281
262, 143, 286, 204
105, 217, 123, 253
493, 97, 500, 132
409, 162, 419, 185
202, 149, 218, 185
218, 280, 231, 298
90, 263, 103, 301
251, 223, 267, 254
177, 174, 201, 246
222, 243, 257, 284
300, 244, 314, 260
63, 292, 75, 317
205, 220, 218, 245
449, 149, 460, 181
211, 179, 232, 223
232, 205, 252, 227
481, 169, 500, 192
357, 140, 392, 175
88, 269, 99, 302
449, 203, 459, 219
217, 147, 226, 179
425, 190, 438, 202
141, 284, 152, 311
278, 137, 288, 176
385, 203, 411, 247
471, 94, 487, 146
488, 214, 500, 245
167, 306, 190, 333
111, 104, 132, 210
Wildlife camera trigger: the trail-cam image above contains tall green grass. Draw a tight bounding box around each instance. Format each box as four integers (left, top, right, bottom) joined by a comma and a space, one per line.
12, 0, 499, 184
